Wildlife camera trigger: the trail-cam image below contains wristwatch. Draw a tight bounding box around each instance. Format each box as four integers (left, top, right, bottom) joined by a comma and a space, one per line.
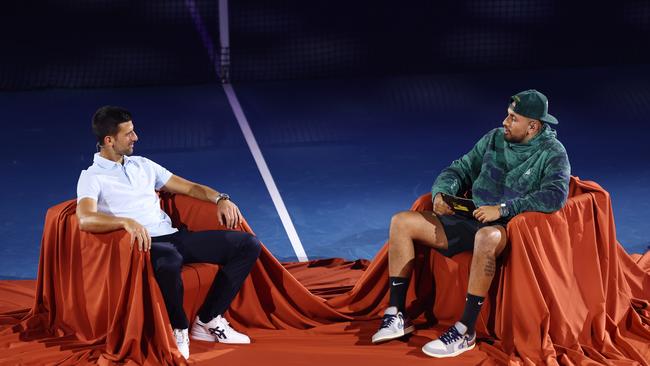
499, 203, 510, 218
216, 193, 230, 205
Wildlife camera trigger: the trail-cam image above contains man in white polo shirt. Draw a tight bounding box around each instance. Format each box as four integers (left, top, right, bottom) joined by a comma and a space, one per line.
76, 106, 261, 360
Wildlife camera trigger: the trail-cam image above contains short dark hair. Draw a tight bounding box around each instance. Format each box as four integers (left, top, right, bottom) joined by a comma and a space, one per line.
92, 106, 132, 145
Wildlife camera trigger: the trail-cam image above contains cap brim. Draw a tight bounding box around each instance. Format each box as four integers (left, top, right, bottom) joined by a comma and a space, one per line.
540, 113, 558, 125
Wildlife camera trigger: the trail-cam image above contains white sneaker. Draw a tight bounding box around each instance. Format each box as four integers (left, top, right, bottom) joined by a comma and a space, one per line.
173, 328, 190, 359
421, 321, 476, 358
371, 306, 415, 344
190, 315, 251, 344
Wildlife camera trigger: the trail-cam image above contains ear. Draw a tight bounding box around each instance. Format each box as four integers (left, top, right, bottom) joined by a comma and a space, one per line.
103, 135, 113, 146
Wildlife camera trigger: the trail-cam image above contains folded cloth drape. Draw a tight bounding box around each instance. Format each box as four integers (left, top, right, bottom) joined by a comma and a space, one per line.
0, 177, 648, 365
0, 193, 347, 365
326, 177, 650, 364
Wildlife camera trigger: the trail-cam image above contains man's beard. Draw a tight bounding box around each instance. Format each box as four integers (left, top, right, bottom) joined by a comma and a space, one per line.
116, 145, 134, 156
504, 134, 523, 143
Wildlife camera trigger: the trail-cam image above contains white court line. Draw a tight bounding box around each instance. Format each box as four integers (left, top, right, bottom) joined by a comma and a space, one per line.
186, 0, 309, 261
222, 85, 309, 262
202, 0, 308, 261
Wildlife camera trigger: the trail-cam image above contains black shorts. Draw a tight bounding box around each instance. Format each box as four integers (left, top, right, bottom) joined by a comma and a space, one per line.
435, 214, 508, 257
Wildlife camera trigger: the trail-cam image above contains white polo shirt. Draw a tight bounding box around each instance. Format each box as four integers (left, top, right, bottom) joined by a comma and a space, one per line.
77, 153, 178, 237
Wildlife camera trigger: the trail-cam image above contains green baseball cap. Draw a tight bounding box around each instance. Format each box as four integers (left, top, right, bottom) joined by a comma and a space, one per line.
509, 89, 558, 125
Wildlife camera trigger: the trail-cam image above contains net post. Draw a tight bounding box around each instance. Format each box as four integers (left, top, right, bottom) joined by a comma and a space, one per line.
218, 0, 230, 84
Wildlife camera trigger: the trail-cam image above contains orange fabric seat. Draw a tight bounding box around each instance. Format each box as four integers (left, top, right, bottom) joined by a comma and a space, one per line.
0, 177, 648, 365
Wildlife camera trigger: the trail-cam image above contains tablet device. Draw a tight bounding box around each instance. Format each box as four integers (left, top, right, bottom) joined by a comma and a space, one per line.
440, 193, 477, 216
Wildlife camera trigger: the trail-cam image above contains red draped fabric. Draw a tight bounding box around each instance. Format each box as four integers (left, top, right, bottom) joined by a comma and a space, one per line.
1, 177, 648, 365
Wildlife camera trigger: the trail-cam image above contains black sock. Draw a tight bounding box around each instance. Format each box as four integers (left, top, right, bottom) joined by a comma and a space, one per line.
459, 293, 484, 334
388, 276, 409, 312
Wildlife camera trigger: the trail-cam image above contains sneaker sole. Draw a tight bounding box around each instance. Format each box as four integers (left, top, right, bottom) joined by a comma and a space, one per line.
421, 343, 475, 358
190, 330, 216, 342
371, 325, 415, 344
214, 338, 251, 344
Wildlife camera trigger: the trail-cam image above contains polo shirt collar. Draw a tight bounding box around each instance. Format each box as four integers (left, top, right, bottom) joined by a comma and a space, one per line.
93, 153, 132, 169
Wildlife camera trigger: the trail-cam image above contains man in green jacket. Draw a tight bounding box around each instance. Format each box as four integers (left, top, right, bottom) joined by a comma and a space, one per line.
371, 89, 571, 358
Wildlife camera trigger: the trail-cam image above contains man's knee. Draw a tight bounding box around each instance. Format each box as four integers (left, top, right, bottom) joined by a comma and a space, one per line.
389, 211, 415, 235
240, 234, 262, 259
154, 249, 183, 274
473, 227, 504, 257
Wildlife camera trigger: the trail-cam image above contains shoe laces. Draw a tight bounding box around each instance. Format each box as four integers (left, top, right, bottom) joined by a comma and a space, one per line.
379, 313, 398, 329
209, 316, 239, 338
439, 325, 462, 345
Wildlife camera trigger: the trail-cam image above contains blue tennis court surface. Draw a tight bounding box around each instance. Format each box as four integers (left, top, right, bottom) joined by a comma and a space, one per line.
1, 65, 648, 279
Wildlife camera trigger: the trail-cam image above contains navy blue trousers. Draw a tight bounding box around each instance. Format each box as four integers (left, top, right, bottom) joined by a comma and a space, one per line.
151, 229, 261, 329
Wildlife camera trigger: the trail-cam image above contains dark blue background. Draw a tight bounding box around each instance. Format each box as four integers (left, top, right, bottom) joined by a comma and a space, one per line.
1, 1, 649, 278
2, 66, 649, 279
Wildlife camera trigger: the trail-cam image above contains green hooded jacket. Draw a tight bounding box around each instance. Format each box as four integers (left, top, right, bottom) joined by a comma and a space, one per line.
431, 125, 571, 219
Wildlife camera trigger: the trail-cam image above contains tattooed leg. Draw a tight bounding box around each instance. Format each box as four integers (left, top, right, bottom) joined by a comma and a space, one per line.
467, 226, 507, 297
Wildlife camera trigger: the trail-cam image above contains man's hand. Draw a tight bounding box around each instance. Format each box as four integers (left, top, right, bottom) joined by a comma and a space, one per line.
162, 176, 243, 229
433, 193, 455, 216
123, 218, 151, 252
217, 200, 242, 229
473, 205, 501, 223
